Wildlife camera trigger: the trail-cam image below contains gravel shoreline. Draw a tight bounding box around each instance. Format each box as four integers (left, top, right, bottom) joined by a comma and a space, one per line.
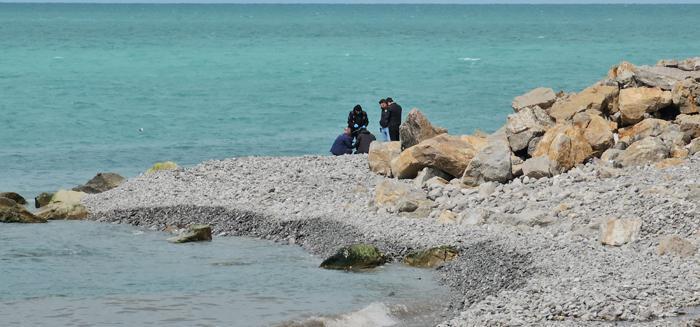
84, 154, 700, 326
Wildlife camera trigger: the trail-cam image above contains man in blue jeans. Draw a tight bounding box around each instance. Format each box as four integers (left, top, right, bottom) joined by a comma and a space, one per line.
330, 128, 354, 156
378, 99, 390, 141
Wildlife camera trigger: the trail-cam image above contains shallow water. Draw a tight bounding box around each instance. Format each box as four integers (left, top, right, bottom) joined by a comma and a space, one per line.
2, 4, 700, 197
0, 221, 449, 326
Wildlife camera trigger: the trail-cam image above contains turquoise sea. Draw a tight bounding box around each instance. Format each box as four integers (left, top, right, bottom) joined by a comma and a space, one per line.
2, 4, 700, 196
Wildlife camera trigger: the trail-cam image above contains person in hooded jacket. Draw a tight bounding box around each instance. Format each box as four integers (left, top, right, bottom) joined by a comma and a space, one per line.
330, 128, 354, 156
378, 99, 390, 141
386, 97, 402, 141
347, 104, 369, 137
353, 127, 376, 154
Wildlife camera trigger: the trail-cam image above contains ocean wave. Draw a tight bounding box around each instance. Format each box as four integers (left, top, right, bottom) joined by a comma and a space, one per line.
459, 57, 481, 62
279, 302, 398, 327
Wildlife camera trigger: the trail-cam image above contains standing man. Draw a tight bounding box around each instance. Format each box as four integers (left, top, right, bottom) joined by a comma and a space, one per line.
378, 99, 390, 141
386, 97, 402, 141
347, 104, 369, 137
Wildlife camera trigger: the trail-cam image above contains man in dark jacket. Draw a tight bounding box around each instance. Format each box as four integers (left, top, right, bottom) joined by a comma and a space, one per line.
354, 128, 376, 154
378, 99, 390, 141
330, 128, 354, 156
347, 104, 369, 136
386, 97, 402, 141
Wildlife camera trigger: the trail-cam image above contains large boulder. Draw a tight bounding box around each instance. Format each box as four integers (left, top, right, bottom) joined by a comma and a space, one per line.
34, 192, 54, 209
73, 172, 125, 194
404, 246, 458, 268
618, 137, 669, 167
532, 124, 594, 174
146, 161, 178, 174
548, 84, 619, 122
521, 156, 555, 179
505, 106, 554, 153
35, 190, 89, 220
320, 244, 386, 270
368, 141, 401, 176
633, 65, 700, 90
167, 224, 213, 243
618, 87, 673, 126
0, 197, 46, 223
678, 57, 700, 71
391, 134, 485, 179
672, 78, 700, 114
676, 114, 700, 139
511, 87, 556, 112
607, 61, 638, 88
462, 135, 513, 186
599, 217, 641, 246
398, 108, 448, 150
0, 192, 27, 205
618, 118, 670, 144
573, 112, 615, 155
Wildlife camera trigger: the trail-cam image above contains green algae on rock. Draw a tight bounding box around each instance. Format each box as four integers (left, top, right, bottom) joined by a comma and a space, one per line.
0, 197, 47, 223
320, 244, 386, 271
146, 161, 178, 174
404, 245, 458, 268
0, 192, 27, 206
34, 192, 54, 208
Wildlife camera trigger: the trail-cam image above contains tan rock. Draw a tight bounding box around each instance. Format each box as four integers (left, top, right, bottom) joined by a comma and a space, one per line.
672, 78, 700, 114
532, 124, 593, 174
687, 138, 700, 155
618, 118, 670, 143
599, 217, 642, 246
398, 108, 448, 150
671, 146, 689, 159
374, 179, 428, 214
618, 87, 673, 126
368, 141, 401, 176
654, 158, 685, 169
574, 113, 615, 154
167, 224, 213, 243
437, 210, 458, 225
404, 246, 458, 268
607, 61, 637, 88
657, 235, 697, 257
548, 84, 619, 122
512, 87, 556, 112
391, 134, 485, 179
462, 135, 513, 186
35, 190, 89, 220
505, 106, 554, 152
618, 137, 669, 167
676, 114, 700, 139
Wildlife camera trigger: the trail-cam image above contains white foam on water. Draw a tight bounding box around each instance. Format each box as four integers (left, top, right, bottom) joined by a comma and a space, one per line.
459, 57, 481, 61
287, 302, 398, 327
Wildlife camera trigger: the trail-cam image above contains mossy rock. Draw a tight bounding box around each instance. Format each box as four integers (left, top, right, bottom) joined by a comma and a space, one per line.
73, 172, 125, 194
35, 190, 88, 220
320, 244, 386, 271
0, 197, 47, 223
146, 161, 178, 174
0, 192, 27, 205
167, 224, 213, 243
35, 192, 54, 208
404, 245, 458, 268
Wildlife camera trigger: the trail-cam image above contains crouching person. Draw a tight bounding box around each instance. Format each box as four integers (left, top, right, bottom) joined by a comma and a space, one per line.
353, 127, 376, 154
330, 127, 354, 156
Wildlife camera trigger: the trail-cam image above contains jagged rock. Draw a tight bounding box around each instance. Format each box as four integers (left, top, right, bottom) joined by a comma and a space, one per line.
320, 244, 386, 270
600, 149, 623, 164
608, 61, 638, 88
73, 172, 125, 194
35, 190, 89, 220
511, 87, 556, 112
391, 134, 485, 179
573, 112, 615, 155
548, 84, 619, 122
619, 118, 670, 143
413, 167, 451, 188
633, 65, 700, 90
404, 246, 459, 268
34, 192, 54, 209
0, 192, 27, 205
599, 217, 642, 246
676, 114, 700, 139
618, 137, 669, 167
522, 156, 554, 179
462, 135, 513, 186
677, 57, 700, 71
0, 197, 46, 223
654, 158, 685, 169
672, 78, 700, 114
687, 137, 700, 155
527, 136, 543, 157
656, 59, 679, 68
424, 176, 448, 190
532, 124, 593, 174
167, 224, 213, 243
437, 209, 458, 224
505, 106, 554, 153
398, 108, 448, 150
368, 141, 401, 176
657, 235, 697, 257
146, 161, 178, 174
618, 87, 673, 126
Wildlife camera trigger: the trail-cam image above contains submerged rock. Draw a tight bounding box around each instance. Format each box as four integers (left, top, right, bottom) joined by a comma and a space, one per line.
320, 244, 386, 270
398, 108, 448, 150
73, 172, 125, 194
0, 192, 27, 205
167, 224, 213, 243
146, 161, 178, 174
34, 192, 54, 209
404, 245, 458, 268
0, 197, 47, 223
35, 190, 89, 220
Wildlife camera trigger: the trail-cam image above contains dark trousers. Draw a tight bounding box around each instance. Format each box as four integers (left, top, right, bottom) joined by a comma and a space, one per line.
389, 125, 400, 141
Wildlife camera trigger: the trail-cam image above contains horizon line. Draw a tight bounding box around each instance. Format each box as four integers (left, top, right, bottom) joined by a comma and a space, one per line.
2, 1, 699, 4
